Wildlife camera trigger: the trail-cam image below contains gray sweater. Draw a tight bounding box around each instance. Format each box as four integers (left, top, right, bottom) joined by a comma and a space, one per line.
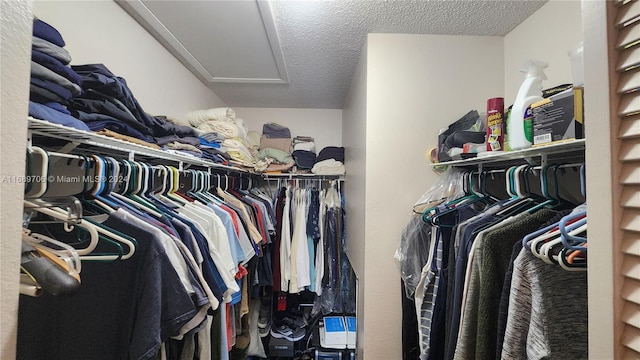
501, 249, 588, 359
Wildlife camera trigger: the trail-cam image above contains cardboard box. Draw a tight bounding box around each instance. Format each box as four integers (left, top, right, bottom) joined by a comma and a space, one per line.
320, 316, 347, 349
345, 316, 356, 349
532, 86, 584, 145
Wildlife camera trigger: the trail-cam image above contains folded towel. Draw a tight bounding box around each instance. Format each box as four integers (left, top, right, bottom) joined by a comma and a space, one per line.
293, 135, 314, 143
257, 148, 293, 164
31, 36, 71, 64
316, 146, 345, 163
262, 122, 291, 139
292, 150, 316, 169
311, 159, 345, 175
33, 19, 65, 47
293, 141, 315, 153
186, 107, 236, 127
260, 136, 292, 153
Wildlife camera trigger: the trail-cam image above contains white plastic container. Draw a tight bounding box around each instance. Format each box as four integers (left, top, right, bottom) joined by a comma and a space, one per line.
569, 42, 584, 86
507, 60, 548, 150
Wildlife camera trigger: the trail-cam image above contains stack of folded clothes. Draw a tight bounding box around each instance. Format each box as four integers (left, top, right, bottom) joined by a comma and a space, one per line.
68, 64, 199, 149
258, 123, 295, 173
28, 18, 89, 131
186, 107, 258, 168
291, 136, 316, 173
312, 146, 345, 175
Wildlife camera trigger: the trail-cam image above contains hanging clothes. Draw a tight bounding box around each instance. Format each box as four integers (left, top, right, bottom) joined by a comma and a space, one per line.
17, 162, 281, 360
400, 166, 589, 360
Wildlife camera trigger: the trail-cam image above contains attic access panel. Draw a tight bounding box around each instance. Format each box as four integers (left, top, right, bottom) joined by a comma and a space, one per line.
118, 0, 289, 84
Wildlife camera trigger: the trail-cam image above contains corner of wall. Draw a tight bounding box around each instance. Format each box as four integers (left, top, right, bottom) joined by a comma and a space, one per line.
0, 0, 34, 358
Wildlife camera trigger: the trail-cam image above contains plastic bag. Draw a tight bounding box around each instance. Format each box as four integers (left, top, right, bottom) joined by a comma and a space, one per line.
412, 168, 467, 214
395, 214, 433, 298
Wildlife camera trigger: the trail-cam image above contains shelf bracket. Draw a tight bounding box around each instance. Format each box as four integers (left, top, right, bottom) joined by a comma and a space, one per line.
128, 151, 135, 162
26, 130, 33, 151
540, 153, 548, 168
57, 142, 80, 155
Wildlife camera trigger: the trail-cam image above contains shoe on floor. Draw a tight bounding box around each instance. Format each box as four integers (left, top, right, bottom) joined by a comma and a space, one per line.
270, 324, 305, 342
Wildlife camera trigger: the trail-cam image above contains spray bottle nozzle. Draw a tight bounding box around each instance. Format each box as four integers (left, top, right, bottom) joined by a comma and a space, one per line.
519, 60, 548, 80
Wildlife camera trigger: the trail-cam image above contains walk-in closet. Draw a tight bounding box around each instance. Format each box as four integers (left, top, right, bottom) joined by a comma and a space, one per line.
0, 0, 631, 359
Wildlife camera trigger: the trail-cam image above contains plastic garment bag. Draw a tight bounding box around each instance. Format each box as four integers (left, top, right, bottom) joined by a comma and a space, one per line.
395, 215, 433, 298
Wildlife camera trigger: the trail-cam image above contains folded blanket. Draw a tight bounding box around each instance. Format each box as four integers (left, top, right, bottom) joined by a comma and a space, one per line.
31, 36, 71, 64
292, 150, 316, 169
223, 138, 256, 166
260, 136, 292, 153
311, 159, 345, 175
187, 107, 236, 127
293, 141, 315, 153
198, 120, 239, 139
247, 131, 261, 150
316, 146, 345, 163
265, 160, 295, 173
262, 122, 291, 139
235, 118, 248, 141
257, 148, 293, 164
164, 142, 202, 154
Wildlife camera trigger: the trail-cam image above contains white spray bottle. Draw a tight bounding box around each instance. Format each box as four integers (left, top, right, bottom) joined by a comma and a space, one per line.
507, 60, 548, 150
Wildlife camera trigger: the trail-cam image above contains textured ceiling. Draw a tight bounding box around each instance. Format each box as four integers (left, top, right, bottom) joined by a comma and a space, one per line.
122, 0, 547, 109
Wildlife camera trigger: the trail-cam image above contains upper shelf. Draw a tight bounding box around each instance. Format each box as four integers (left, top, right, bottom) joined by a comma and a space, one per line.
433, 139, 586, 169
27, 117, 249, 173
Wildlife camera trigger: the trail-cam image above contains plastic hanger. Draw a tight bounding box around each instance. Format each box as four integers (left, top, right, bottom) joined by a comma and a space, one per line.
537, 220, 587, 264
25, 146, 49, 199
24, 201, 100, 256
559, 212, 588, 251
22, 229, 81, 278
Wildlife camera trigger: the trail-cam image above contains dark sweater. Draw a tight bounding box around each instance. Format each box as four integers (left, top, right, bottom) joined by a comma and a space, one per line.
474, 209, 556, 359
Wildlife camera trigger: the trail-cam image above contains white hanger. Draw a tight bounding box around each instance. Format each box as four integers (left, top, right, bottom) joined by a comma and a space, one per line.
43, 204, 137, 261
22, 229, 81, 276
541, 222, 588, 264
24, 201, 99, 256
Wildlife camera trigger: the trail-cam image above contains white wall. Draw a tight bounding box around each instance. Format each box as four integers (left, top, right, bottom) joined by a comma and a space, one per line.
361, 33, 504, 359
33, 0, 225, 121
342, 38, 368, 356
1, 1, 34, 358
504, 0, 583, 105
234, 107, 343, 150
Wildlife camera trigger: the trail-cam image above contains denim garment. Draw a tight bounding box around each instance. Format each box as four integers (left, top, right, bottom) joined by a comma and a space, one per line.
28, 101, 90, 131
